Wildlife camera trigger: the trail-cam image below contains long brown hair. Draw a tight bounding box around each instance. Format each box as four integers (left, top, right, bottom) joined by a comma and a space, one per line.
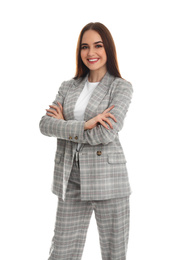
74, 22, 122, 79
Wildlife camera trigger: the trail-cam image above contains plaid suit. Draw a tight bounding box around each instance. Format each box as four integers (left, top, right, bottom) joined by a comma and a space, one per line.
39, 72, 133, 201
40, 72, 133, 259
48, 155, 130, 260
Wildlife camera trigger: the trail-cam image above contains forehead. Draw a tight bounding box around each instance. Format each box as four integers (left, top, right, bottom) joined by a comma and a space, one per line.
81, 30, 102, 43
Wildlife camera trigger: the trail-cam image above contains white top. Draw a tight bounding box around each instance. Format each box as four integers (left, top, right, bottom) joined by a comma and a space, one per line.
74, 80, 99, 151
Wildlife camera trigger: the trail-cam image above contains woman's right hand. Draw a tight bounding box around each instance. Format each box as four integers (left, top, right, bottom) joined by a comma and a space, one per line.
84, 105, 117, 130
46, 102, 65, 120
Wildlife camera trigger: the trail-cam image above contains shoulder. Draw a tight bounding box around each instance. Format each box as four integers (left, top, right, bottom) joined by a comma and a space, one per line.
114, 77, 132, 88
59, 76, 86, 89
59, 78, 75, 88
58, 78, 75, 96
111, 76, 133, 94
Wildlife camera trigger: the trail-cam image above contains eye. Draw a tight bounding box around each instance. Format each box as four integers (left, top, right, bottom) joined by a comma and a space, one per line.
95, 44, 103, 48
81, 45, 88, 50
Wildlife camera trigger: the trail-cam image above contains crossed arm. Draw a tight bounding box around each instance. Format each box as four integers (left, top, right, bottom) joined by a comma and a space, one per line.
39, 80, 133, 145
46, 102, 117, 131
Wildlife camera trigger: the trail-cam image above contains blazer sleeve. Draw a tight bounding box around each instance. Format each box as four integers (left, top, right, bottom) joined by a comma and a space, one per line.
39, 79, 133, 145
80, 80, 133, 145
39, 81, 86, 141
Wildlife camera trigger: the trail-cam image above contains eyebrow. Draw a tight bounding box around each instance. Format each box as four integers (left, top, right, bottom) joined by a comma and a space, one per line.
81, 41, 103, 46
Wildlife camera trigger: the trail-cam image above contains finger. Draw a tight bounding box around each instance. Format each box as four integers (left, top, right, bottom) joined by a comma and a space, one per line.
46, 112, 56, 118
103, 105, 115, 113
98, 119, 109, 130
49, 105, 60, 114
46, 109, 57, 116
102, 117, 113, 129
105, 112, 117, 122
104, 106, 114, 113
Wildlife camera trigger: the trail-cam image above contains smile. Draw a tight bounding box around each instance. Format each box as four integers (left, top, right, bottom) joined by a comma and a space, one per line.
87, 58, 99, 64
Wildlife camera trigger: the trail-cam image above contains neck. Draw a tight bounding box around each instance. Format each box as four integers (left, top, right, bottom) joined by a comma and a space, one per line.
88, 68, 107, 82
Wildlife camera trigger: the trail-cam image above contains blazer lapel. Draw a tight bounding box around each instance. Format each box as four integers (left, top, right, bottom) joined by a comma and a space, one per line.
63, 72, 114, 121
63, 75, 88, 120
84, 72, 115, 121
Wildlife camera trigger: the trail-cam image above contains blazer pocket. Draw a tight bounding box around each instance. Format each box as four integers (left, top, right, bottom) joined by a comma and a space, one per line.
108, 153, 127, 164
54, 152, 63, 164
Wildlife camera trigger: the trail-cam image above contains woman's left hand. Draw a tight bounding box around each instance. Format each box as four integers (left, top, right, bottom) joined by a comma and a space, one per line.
84, 105, 117, 130
46, 102, 65, 120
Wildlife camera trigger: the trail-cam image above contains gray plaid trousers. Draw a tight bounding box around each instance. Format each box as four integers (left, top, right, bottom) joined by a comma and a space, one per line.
48, 154, 130, 260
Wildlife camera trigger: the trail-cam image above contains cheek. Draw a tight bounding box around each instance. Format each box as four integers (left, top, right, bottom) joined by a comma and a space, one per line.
101, 51, 107, 62
80, 50, 86, 61
99, 49, 107, 60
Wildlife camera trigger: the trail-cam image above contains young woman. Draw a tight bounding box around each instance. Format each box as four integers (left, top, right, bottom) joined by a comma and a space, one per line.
40, 22, 133, 260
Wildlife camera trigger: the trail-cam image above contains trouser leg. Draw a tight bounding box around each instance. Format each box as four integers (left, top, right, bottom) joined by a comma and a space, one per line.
94, 196, 130, 260
48, 197, 93, 260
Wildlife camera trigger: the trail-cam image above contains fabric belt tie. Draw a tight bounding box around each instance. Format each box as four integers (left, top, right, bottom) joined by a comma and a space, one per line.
75, 149, 79, 162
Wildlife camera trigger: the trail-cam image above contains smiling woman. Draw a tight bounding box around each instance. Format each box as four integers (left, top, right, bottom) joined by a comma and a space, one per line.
74, 22, 121, 81
39, 22, 133, 260
80, 30, 107, 82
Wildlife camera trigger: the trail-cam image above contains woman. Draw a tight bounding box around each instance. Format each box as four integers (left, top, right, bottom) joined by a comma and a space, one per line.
40, 22, 133, 260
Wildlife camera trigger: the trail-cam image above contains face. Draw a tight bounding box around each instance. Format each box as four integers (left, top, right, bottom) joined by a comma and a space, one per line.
80, 30, 107, 74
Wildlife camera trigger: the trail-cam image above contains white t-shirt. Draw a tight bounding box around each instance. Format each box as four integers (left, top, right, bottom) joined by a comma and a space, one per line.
74, 80, 99, 151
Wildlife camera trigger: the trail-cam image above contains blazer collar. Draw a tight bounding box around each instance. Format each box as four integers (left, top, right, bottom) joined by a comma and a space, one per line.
66, 71, 115, 121
72, 71, 114, 89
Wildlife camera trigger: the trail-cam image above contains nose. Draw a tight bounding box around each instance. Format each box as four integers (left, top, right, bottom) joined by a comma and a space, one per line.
87, 46, 94, 57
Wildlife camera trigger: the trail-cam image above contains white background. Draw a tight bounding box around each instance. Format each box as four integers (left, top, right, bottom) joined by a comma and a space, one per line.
0, 0, 181, 259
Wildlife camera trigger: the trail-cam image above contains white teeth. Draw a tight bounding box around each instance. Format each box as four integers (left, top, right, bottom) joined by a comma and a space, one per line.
88, 59, 98, 62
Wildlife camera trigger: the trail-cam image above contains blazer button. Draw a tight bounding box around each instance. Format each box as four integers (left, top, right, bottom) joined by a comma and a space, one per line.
74, 136, 78, 140
69, 136, 72, 140
97, 151, 102, 156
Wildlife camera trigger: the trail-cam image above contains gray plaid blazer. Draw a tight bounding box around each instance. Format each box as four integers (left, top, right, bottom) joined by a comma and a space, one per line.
39, 72, 133, 201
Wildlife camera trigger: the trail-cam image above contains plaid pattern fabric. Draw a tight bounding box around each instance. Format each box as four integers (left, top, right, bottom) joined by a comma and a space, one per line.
48, 156, 130, 260
39, 72, 133, 200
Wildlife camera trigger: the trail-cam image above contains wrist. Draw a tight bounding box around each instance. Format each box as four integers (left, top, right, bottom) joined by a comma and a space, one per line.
84, 122, 88, 130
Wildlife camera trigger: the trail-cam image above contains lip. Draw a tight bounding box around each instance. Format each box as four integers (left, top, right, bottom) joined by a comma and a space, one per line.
87, 58, 99, 64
